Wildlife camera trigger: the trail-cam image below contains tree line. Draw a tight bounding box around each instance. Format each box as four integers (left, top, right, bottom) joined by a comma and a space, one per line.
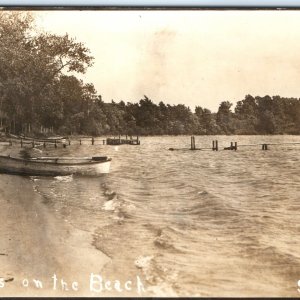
1, 12, 299, 137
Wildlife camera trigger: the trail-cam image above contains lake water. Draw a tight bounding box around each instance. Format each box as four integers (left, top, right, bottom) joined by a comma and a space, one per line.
1, 135, 300, 296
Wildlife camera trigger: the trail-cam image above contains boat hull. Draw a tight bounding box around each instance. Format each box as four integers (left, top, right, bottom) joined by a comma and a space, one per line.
0, 156, 111, 176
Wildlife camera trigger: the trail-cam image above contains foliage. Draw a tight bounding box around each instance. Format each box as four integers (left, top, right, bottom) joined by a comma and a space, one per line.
1, 12, 300, 136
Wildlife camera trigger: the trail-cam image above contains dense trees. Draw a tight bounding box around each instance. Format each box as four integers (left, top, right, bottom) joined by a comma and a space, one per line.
0, 12, 93, 135
1, 12, 300, 136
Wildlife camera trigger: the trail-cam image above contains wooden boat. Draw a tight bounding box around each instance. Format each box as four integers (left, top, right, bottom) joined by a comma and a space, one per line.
0, 155, 111, 176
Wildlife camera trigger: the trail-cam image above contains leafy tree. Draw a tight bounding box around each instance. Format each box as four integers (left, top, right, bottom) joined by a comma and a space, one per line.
216, 101, 235, 134
0, 11, 93, 135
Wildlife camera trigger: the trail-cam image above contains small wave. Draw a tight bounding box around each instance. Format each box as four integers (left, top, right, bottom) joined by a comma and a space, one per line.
134, 255, 178, 296
135, 255, 154, 269
30, 176, 40, 182
152, 228, 183, 253
104, 190, 117, 200
102, 199, 118, 211
154, 234, 174, 250
54, 175, 73, 182
197, 190, 209, 195
102, 183, 118, 201
125, 202, 136, 211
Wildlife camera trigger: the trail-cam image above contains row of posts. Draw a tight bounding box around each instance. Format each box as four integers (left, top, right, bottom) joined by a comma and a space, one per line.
19, 138, 103, 148
18, 137, 139, 148
191, 137, 220, 151
190, 137, 269, 151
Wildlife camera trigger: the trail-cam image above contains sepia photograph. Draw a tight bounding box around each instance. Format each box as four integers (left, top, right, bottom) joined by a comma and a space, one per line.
0, 8, 299, 297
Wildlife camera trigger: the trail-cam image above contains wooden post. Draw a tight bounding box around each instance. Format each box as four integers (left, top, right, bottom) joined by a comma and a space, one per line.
137, 136, 140, 145
191, 136, 196, 150
234, 142, 237, 151
68, 139, 71, 145
126, 135, 128, 140
215, 140, 218, 151
43, 142, 46, 148
54, 140, 57, 148
32, 141, 35, 148
262, 144, 268, 150
80, 139, 82, 145
103, 139, 105, 145
230, 142, 233, 150
212, 140, 215, 151
92, 137, 94, 145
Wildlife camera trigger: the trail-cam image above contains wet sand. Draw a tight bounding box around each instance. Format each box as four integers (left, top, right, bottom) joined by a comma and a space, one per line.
0, 174, 110, 296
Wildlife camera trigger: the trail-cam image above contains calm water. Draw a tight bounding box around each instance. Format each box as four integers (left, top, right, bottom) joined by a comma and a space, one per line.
2, 135, 300, 296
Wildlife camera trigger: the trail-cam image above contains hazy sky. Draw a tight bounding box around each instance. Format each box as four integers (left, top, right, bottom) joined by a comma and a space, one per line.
33, 10, 300, 112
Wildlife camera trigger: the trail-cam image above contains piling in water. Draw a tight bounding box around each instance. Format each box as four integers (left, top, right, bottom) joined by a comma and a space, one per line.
191, 136, 196, 150
212, 140, 218, 151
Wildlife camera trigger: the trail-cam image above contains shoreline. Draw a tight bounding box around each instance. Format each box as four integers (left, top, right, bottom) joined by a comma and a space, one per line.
0, 173, 111, 296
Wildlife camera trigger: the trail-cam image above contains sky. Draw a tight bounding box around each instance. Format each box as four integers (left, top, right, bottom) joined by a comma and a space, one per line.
32, 10, 300, 112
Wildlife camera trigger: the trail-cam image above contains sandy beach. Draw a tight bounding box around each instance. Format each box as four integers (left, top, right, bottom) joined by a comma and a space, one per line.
0, 145, 149, 297
0, 173, 112, 297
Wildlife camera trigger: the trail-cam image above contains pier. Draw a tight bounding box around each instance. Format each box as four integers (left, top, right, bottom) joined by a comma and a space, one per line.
106, 135, 140, 145
0, 134, 141, 148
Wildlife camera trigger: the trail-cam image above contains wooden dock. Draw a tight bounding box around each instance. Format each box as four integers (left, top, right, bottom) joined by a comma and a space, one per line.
0, 134, 141, 148
106, 135, 140, 145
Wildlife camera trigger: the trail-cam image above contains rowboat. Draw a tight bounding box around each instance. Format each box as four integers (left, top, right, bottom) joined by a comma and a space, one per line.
0, 155, 111, 176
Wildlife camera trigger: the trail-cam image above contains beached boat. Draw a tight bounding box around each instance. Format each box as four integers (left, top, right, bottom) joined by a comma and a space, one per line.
0, 155, 111, 176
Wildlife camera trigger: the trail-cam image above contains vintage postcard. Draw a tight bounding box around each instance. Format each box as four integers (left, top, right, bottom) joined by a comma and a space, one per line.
0, 8, 299, 297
